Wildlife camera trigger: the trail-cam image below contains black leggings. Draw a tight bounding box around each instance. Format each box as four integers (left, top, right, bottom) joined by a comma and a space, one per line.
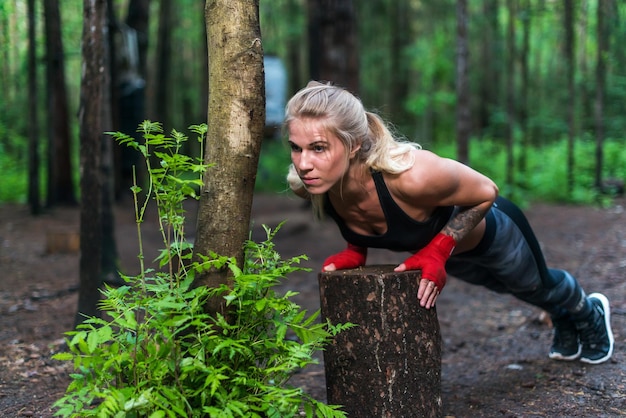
447, 197, 591, 320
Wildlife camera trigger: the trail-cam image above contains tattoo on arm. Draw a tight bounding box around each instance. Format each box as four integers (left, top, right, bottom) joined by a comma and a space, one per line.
442, 207, 485, 243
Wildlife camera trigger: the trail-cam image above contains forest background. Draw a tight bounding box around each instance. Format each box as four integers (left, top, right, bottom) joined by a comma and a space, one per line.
1, 0, 626, 207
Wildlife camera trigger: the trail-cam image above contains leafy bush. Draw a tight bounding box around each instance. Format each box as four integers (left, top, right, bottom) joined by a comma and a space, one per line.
53, 121, 350, 417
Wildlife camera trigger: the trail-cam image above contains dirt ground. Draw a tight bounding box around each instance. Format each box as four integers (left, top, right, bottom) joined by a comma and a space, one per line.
0, 193, 624, 417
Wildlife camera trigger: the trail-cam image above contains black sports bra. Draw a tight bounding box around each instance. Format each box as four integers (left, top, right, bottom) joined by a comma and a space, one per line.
324, 171, 455, 252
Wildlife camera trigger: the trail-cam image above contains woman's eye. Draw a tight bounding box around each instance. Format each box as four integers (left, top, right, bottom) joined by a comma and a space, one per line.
290, 143, 301, 152
313, 145, 326, 152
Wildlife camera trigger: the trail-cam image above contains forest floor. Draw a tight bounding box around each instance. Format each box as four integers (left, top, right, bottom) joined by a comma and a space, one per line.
0, 193, 625, 417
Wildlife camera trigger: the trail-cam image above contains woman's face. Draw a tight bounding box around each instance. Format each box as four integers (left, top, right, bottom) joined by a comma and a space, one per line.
288, 117, 353, 195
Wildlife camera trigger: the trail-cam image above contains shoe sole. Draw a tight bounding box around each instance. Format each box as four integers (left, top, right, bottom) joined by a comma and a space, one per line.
549, 345, 581, 361
580, 293, 614, 365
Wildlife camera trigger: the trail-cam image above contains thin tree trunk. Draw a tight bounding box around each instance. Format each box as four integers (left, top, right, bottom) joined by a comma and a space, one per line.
594, 0, 608, 190
194, 0, 265, 315
518, 0, 530, 176
505, 0, 516, 188
76, 0, 108, 325
389, 0, 411, 126
154, 0, 172, 126
456, 0, 470, 164
43, 0, 76, 207
478, 0, 500, 136
564, 0, 576, 195
27, 0, 41, 215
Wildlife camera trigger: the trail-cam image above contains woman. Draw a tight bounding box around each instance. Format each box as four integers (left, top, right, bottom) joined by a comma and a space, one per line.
284, 81, 614, 365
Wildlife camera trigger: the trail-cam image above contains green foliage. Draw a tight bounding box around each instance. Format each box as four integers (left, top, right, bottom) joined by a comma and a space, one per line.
52, 121, 350, 418
255, 138, 292, 193
433, 136, 626, 206
0, 122, 28, 203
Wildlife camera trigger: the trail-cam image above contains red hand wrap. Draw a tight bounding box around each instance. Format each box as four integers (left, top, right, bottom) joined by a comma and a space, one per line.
323, 243, 367, 270
400, 233, 456, 290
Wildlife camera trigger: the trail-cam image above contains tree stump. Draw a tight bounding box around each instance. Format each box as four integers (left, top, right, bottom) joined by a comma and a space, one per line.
319, 265, 442, 418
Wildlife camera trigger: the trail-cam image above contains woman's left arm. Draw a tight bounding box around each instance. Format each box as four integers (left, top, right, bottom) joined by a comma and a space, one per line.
392, 151, 499, 308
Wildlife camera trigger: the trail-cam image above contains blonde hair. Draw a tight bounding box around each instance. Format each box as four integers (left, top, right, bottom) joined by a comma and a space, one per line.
284, 81, 420, 216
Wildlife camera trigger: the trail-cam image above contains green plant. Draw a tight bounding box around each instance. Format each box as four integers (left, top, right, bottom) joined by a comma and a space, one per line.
52, 121, 350, 417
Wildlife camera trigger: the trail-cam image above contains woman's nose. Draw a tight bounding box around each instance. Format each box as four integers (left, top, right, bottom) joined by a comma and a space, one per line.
296, 151, 313, 171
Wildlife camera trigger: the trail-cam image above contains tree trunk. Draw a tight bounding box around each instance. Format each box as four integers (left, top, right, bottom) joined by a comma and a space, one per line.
154, 0, 172, 126
477, 0, 500, 135
518, 0, 530, 176
27, 0, 41, 215
505, 0, 516, 188
43, 0, 76, 207
320, 266, 442, 418
564, 0, 576, 195
389, 0, 411, 126
194, 0, 264, 315
76, 0, 108, 326
456, 0, 470, 164
594, 0, 608, 190
307, 0, 359, 93
101, 0, 119, 284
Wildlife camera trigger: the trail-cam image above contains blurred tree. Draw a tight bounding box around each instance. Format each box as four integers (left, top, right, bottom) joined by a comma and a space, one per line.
477, 0, 501, 136
76, 0, 110, 325
307, 0, 359, 93
564, 0, 576, 195
154, 0, 173, 127
389, 0, 412, 126
456, 0, 470, 164
27, 0, 41, 215
194, 0, 265, 315
44, 0, 76, 206
594, 0, 608, 190
504, 0, 516, 188
518, 0, 531, 176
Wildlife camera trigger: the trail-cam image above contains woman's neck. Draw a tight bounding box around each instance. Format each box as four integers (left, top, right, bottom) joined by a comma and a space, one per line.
328, 162, 373, 201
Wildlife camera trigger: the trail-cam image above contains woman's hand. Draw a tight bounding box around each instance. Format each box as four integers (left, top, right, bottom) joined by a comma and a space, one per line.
394, 233, 456, 308
322, 243, 367, 271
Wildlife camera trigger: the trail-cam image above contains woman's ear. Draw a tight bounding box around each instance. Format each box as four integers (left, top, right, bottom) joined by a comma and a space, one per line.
349, 142, 362, 159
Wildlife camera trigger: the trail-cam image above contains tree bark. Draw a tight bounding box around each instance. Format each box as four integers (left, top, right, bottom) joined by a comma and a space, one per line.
43, 0, 76, 206
307, 0, 359, 93
564, 0, 576, 195
154, 0, 172, 126
76, 0, 108, 325
320, 266, 442, 418
27, 0, 40, 215
505, 0, 516, 188
594, 0, 608, 190
194, 0, 264, 314
456, 0, 470, 165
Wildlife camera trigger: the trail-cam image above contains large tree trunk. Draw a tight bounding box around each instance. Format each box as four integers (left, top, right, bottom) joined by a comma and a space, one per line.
194, 0, 264, 315
27, 0, 40, 215
76, 0, 108, 326
320, 266, 442, 418
43, 0, 76, 207
307, 0, 359, 93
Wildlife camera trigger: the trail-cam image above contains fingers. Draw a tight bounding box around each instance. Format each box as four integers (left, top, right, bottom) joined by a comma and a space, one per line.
417, 278, 439, 309
394, 263, 407, 272
322, 263, 337, 272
